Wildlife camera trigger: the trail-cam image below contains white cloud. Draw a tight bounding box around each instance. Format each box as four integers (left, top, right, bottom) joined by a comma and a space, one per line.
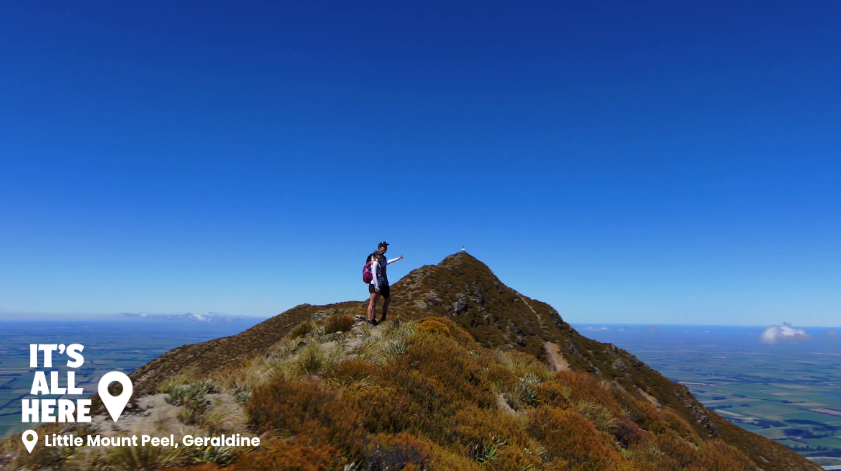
584, 326, 608, 332
760, 322, 811, 344
187, 313, 210, 322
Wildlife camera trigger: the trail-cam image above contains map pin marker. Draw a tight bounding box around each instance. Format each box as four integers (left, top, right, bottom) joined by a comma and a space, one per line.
98, 371, 133, 422
22, 430, 38, 453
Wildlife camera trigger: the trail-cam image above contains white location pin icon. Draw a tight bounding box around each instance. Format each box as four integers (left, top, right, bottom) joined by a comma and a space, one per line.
98, 371, 133, 422
22, 430, 38, 453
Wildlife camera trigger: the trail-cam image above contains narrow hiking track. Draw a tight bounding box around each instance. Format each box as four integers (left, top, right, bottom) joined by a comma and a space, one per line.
517, 294, 570, 372
518, 294, 656, 405
517, 294, 544, 330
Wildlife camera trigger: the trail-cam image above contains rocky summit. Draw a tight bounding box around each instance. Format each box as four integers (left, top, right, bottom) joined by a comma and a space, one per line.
3, 253, 820, 471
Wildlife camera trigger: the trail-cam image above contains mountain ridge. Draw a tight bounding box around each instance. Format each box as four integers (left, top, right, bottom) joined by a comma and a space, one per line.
115, 252, 819, 470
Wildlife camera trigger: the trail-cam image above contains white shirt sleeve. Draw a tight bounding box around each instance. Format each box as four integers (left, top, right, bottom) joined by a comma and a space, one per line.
370, 260, 380, 288
387, 257, 401, 265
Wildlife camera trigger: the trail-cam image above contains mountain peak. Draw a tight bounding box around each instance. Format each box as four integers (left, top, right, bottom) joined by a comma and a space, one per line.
388, 253, 564, 357
439, 250, 483, 265
120, 253, 819, 471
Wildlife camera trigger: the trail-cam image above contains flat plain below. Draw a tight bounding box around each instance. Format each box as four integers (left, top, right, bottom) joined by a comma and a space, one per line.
577, 324, 841, 469
0, 319, 261, 438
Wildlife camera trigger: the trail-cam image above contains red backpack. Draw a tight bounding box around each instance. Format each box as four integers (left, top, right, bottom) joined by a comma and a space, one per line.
362, 254, 376, 284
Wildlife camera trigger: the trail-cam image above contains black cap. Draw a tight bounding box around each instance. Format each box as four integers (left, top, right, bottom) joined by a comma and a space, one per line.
378, 241, 390, 248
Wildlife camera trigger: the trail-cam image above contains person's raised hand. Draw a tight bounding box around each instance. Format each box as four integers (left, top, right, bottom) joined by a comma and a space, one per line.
398, 255, 404, 260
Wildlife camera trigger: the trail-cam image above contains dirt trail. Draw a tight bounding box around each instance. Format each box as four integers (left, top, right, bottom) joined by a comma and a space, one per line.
636, 387, 661, 408
543, 341, 570, 372
516, 294, 569, 372
517, 294, 546, 333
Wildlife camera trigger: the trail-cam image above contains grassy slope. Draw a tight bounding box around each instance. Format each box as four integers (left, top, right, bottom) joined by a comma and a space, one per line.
129, 301, 363, 395
123, 253, 818, 471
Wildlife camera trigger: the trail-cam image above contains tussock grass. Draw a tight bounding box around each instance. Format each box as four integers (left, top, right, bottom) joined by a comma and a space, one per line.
355, 320, 417, 364
113, 253, 815, 471
199, 402, 243, 435
380, 337, 407, 357
575, 400, 617, 433
325, 359, 378, 389
290, 320, 316, 339
184, 444, 236, 466
323, 314, 355, 334
238, 318, 760, 471
297, 339, 332, 374
8, 315, 778, 471
210, 334, 313, 393
157, 377, 190, 395
504, 381, 537, 411
105, 442, 183, 471
471, 436, 507, 466
357, 321, 373, 339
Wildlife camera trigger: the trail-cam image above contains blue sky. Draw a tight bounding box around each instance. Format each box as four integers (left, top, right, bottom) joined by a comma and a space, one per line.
1, 1, 839, 326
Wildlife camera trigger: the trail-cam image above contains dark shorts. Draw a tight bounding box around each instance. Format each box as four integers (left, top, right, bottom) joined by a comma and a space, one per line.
369, 283, 390, 298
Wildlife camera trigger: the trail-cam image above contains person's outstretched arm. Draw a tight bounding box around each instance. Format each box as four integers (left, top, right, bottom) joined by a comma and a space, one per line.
387, 255, 404, 265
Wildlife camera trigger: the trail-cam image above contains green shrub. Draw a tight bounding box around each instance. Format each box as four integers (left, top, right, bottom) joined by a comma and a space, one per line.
234, 389, 252, 404
471, 436, 506, 466
167, 380, 219, 406
166, 380, 220, 425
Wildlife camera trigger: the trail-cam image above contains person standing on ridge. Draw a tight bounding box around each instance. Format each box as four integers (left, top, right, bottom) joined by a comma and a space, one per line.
367, 241, 403, 325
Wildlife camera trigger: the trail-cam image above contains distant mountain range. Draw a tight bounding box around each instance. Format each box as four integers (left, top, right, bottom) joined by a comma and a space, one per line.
0, 311, 261, 322
121, 312, 257, 322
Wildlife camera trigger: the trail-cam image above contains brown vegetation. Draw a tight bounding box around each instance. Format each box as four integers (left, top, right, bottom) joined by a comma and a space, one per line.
323, 315, 355, 335
4, 252, 820, 471
166, 318, 766, 470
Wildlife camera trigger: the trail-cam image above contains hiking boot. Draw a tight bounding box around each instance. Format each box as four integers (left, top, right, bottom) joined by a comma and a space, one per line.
369, 319, 379, 327
379, 314, 387, 323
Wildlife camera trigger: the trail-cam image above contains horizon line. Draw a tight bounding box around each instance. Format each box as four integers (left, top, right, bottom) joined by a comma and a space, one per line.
0, 313, 838, 329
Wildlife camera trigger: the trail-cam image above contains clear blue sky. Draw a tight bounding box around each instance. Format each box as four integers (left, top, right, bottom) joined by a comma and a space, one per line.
1, 1, 839, 326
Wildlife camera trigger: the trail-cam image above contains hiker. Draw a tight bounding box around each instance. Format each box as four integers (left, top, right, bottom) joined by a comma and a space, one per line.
367, 241, 403, 325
